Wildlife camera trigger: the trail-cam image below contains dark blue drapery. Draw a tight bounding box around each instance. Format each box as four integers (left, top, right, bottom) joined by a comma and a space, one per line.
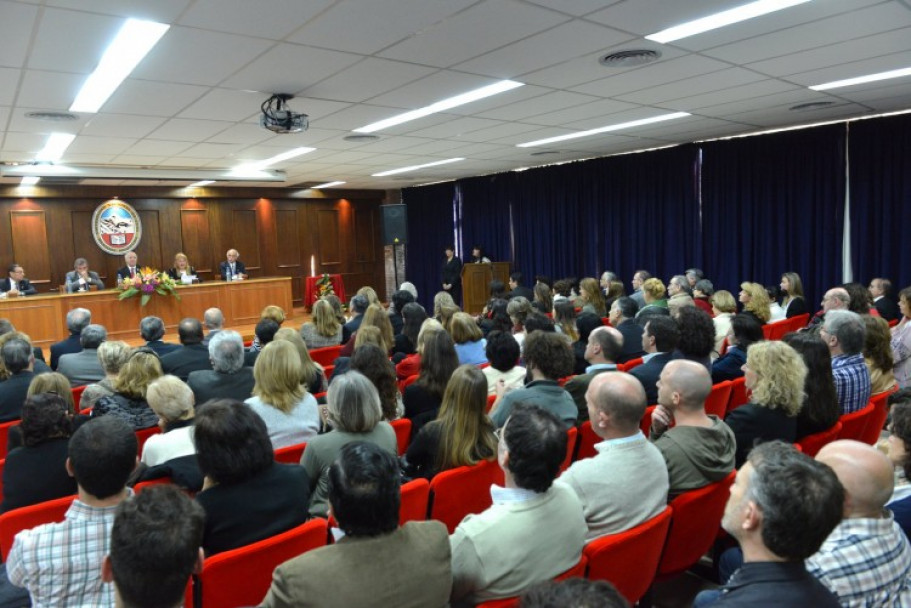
402, 182, 455, 311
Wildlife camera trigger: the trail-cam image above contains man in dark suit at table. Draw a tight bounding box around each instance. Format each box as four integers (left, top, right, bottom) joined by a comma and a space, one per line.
188, 331, 255, 404
65, 258, 105, 293
0, 264, 37, 296
218, 249, 246, 281
159, 318, 212, 381
140, 316, 180, 358
630, 316, 679, 405
50, 308, 91, 370
0, 338, 38, 421
115, 251, 140, 285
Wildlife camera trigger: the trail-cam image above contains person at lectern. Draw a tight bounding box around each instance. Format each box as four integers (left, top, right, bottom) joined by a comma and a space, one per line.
0, 264, 37, 296
441, 245, 462, 305
470, 246, 491, 264
167, 252, 198, 284
65, 258, 105, 293
219, 249, 246, 281
115, 251, 140, 284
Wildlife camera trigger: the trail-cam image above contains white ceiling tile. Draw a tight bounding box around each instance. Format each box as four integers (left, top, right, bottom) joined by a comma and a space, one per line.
570, 54, 731, 98
67, 135, 136, 155
473, 91, 599, 121
160, 156, 218, 167
378, 0, 568, 68
455, 121, 556, 143
220, 43, 362, 94
1, 132, 48, 154
7, 108, 86, 134
676, 80, 801, 112
367, 70, 508, 111
178, 0, 333, 39
303, 58, 437, 104
0, 68, 20, 106
80, 114, 166, 139
524, 0, 622, 17
178, 89, 265, 121
615, 67, 765, 105
403, 116, 506, 139
111, 155, 170, 166
521, 98, 639, 127
147, 118, 233, 142
27, 8, 123, 73
45, 0, 192, 23
176, 142, 246, 159
789, 49, 911, 87
313, 103, 412, 130
16, 70, 90, 110
101, 80, 209, 117
585, 0, 735, 36
0, 1, 38, 69
204, 123, 275, 145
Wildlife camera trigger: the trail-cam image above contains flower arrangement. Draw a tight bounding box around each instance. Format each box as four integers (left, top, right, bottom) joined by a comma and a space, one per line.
316, 273, 335, 298
117, 267, 180, 306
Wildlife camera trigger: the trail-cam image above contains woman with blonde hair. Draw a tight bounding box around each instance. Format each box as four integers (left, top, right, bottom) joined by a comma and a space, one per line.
167, 252, 196, 282
395, 319, 445, 381
403, 330, 460, 432
450, 312, 487, 366
779, 271, 808, 318
711, 290, 737, 358
864, 315, 896, 395
300, 299, 343, 348
553, 301, 579, 342
357, 286, 380, 307
245, 340, 319, 449
92, 348, 163, 429
81, 340, 131, 410
402, 365, 497, 480
274, 328, 327, 393
324, 294, 346, 325
578, 277, 607, 317
433, 291, 456, 321
635, 278, 669, 319
27, 372, 75, 412
725, 340, 807, 467
340, 304, 394, 357
739, 281, 771, 324
302, 370, 397, 517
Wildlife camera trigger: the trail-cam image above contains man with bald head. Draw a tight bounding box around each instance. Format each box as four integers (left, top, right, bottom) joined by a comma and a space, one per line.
559, 372, 668, 541
201, 307, 224, 346
565, 326, 623, 422
807, 440, 911, 606
650, 360, 736, 497
805, 286, 851, 332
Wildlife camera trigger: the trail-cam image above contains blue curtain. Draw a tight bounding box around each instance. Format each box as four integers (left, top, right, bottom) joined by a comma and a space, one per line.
700, 124, 846, 305
456, 173, 516, 264
848, 113, 911, 291
403, 182, 456, 310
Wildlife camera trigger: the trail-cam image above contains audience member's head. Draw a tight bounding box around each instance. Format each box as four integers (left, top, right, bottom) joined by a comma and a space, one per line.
862, 315, 894, 374
780, 272, 804, 298
2, 337, 32, 375
177, 318, 204, 345
657, 360, 712, 414
782, 331, 839, 431
743, 341, 806, 416
328, 442, 400, 538
252, 340, 304, 413
450, 311, 483, 345
610, 296, 638, 325
390, 289, 414, 315
739, 282, 771, 323
641, 316, 679, 354
254, 318, 280, 348
485, 331, 521, 373
324, 294, 346, 324
842, 282, 873, 315
729, 313, 764, 349
112, 348, 163, 399
68, 416, 137, 499
350, 294, 369, 316
146, 375, 195, 426
274, 328, 322, 391
506, 297, 533, 328
139, 316, 166, 342
357, 286, 379, 307
260, 305, 286, 327
66, 307, 92, 336
821, 310, 865, 356
641, 278, 666, 303
311, 299, 341, 338
203, 308, 224, 331
488, 280, 507, 299
326, 370, 383, 433
822, 287, 850, 313
20, 393, 72, 447
694, 279, 714, 299
194, 399, 274, 485
97, 340, 131, 377
712, 290, 737, 315
887, 390, 911, 478
585, 326, 623, 364
523, 312, 555, 334
575, 312, 603, 346
400, 302, 427, 346
0, 318, 13, 336
80, 324, 107, 349
816, 440, 893, 519
586, 372, 647, 436
674, 307, 714, 359
433, 291, 455, 320
500, 404, 567, 493
350, 345, 399, 421
523, 331, 574, 381
208, 330, 245, 374
27, 372, 75, 412
521, 578, 630, 608
668, 274, 692, 297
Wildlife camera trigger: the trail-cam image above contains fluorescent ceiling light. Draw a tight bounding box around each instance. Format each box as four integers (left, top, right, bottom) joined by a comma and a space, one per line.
372, 158, 465, 177
0, 165, 284, 182
312, 181, 345, 189
517, 112, 691, 147
35, 133, 76, 162
809, 67, 911, 91
20, 177, 40, 185
70, 19, 170, 113
354, 80, 524, 133
645, 0, 811, 44
235, 147, 316, 173
188, 180, 214, 187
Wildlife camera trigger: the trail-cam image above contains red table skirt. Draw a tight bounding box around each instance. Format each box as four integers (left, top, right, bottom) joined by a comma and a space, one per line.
303, 274, 347, 309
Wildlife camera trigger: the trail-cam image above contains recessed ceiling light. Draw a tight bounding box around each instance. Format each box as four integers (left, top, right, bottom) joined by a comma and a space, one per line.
70, 19, 170, 113
516, 112, 690, 148
343, 134, 380, 143
234, 147, 316, 173
789, 101, 836, 111
353, 80, 524, 133
599, 49, 662, 68
312, 181, 346, 189
36, 133, 76, 162
25, 111, 79, 122
645, 0, 812, 44
809, 66, 911, 91
188, 180, 214, 187
372, 158, 465, 177
20, 176, 40, 185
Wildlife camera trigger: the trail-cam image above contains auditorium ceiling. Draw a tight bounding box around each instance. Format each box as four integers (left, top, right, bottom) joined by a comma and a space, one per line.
1, 0, 910, 190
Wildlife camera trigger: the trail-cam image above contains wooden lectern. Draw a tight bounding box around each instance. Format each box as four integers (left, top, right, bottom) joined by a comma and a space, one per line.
462, 262, 510, 314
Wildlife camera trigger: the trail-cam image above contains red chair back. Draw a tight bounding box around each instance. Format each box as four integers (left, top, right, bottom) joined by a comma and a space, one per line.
583, 506, 673, 605
705, 381, 733, 418
274, 442, 307, 464
400, 478, 431, 525
617, 358, 643, 373
0, 494, 76, 559
474, 556, 589, 608
601, 317, 612, 326
796, 422, 842, 457
390, 418, 412, 456
658, 471, 736, 578
560, 427, 578, 474
308, 345, 342, 367
322, 365, 335, 381
486, 394, 497, 414
429, 459, 504, 533
71, 385, 87, 410
133, 476, 174, 493
135, 426, 161, 457
0, 459, 4, 505
761, 324, 775, 340
192, 518, 328, 608
765, 318, 791, 340
837, 402, 875, 442
639, 405, 657, 436
726, 377, 749, 414
790, 313, 810, 330
0, 420, 19, 458
401, 374, 420, 391
860, 390, 896, 445
575, 421, 600, 462
557, 375, 575, 387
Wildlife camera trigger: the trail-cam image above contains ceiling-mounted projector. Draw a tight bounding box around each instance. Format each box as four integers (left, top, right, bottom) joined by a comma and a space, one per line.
260, 93, 309, 134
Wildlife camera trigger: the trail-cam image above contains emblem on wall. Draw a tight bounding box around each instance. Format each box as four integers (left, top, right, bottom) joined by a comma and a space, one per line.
92, 199, 142, 255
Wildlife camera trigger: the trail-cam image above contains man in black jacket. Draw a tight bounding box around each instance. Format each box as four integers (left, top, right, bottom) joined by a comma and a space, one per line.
159, 318, 212, 381
630, 316, 679, 405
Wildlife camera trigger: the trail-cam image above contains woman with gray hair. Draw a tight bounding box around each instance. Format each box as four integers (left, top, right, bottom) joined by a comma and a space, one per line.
141, 375, 196, 467
80, 340, 131, 411
301, 370, 397, 518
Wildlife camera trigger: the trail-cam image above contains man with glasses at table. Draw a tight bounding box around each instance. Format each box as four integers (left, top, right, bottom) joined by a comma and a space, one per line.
0, 264, 36, 296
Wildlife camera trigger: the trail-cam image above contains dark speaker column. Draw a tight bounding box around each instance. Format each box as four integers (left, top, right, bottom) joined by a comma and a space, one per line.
380, 204, 407, 245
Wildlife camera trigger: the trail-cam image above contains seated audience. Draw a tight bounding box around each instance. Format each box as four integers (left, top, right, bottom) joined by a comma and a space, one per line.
844, 282, 876, 316
449, 405, 586, 605
57, 324, 106, 387
393, 302, 426, 361
725, 341, 806, 468
139, 315, 180, 357
506, 272, 534, 301
0, 393, 77, 513
739, 281, 771, 325
50, 307, 91, 370
81, 340, 131, 411
340, 303, 394, 358
635, 278, 669, 320
711, 290, 737, 358
187, 330, 256, 404
302, 371, 396, 518
604, 280, 625, 311
506, 297, 533, 351
301, 298, 344, 348
886, 390, 911, 538
781, 271, 809, 318
572, 312, 605, 375
673, 307, 715, 371
480, 330, 525, 396
159, 318, 213, 381
395, 318, 445, 381
403, 329, 460, 429
450, 312, 487, 366
388, 289, 415, 335
261, 442, 451, 608
629, 270, 651, 308
609, 296, 645, 363
330, 325, 385, 379
324, 294, 347, 326
808, 440, 911, 605
350, 345, 401, 420
893, 286, 911, 389
92, 348, 162, 429
490, 331, 576, 428
553, 300, 579, 342
766, 285, 786, 322
342, 295, 369, 344
521, 578, 630, 608
523, 312, 555, 334
693, 279, 714, 317
532, 282, 553, 315
565, 326, 622, 421
245, 341, 320, 449
6, 372, 77, 453
403, 365, 497, 481
711, 313, 763, 383
782, 332, 841, 440
823, 310, 872, 414
693, 442, 842, 607
250, 305, 286, 352
870, 278, 900, 322
667, 274, 693, 309
561, 373, 668, 540
141, 375, 196, 468
0, 337, 38, 421
864, 315, 897, 394
578, 277, 607, 317
650, 360, 736, 497
6, 416, 137, 607
480, 298, 512, 338
201, 307, 224, 347
102, 485, 205, 608
629, 316, 680, 405
245, 318, 279, 367
806, 286, 851, 333
274, 328, 327, 394
194, 399, 309, 555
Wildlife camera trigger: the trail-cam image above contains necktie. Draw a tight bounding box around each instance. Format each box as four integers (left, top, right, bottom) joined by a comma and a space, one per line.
130, 267, 135, 277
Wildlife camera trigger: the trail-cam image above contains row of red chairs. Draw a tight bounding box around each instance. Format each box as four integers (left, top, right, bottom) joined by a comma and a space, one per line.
797, 387, 896, 457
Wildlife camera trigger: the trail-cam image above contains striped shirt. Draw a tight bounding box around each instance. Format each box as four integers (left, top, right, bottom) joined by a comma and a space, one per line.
832, 353, 872, 414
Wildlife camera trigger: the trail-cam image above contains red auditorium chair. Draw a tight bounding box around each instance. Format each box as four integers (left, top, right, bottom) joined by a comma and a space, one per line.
0, 420, 19, 457
390, 418, 412, 455
559, 427, 578, 474
796, 422, 842, 457
474, 555, 588, 608
574, 421, 599, 462
0, 494, 75, 559
726, 377, 749, 414
705, 381, 733, 418
71, 385, 87, 410
135, 426, 161, 456
583, 506, 672, 605
859, 389, 896, 445
837, 402, 875, 441
639, 405, 657, 436
274, 442, 307, 464
617, 358, 643, 372
308, 345, 342, 367
429, 459, 504, 533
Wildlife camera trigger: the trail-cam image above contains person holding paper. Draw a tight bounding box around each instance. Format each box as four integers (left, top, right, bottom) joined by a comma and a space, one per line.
167, 252, 198, 284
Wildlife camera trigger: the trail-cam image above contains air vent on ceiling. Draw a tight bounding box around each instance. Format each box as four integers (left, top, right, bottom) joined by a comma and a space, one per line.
789, 101, 836, 112
25, 111, 79, 122
38, 176, 84, 185
530, 150, 560, 157
344, 134, 380, 143
599, 49, 662, 68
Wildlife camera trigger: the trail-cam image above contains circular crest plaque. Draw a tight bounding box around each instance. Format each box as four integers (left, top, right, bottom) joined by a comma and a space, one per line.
92, 199, 142, 255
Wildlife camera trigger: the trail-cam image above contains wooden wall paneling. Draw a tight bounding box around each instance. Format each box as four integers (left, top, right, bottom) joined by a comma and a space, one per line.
152, 198, 185, 273
352, 205, 376, 263
231, 208, 260, 273
274, 208, 302, 303
316, 208, 341, 267
10, 210, 51, 288
179, 207, 212, 278
133, 209, 163, 271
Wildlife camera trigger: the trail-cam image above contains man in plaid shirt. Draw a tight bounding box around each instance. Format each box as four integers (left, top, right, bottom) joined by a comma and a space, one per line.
808, 440, 911, 607
821, 310, 872, 414
6, 416, 137, 607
